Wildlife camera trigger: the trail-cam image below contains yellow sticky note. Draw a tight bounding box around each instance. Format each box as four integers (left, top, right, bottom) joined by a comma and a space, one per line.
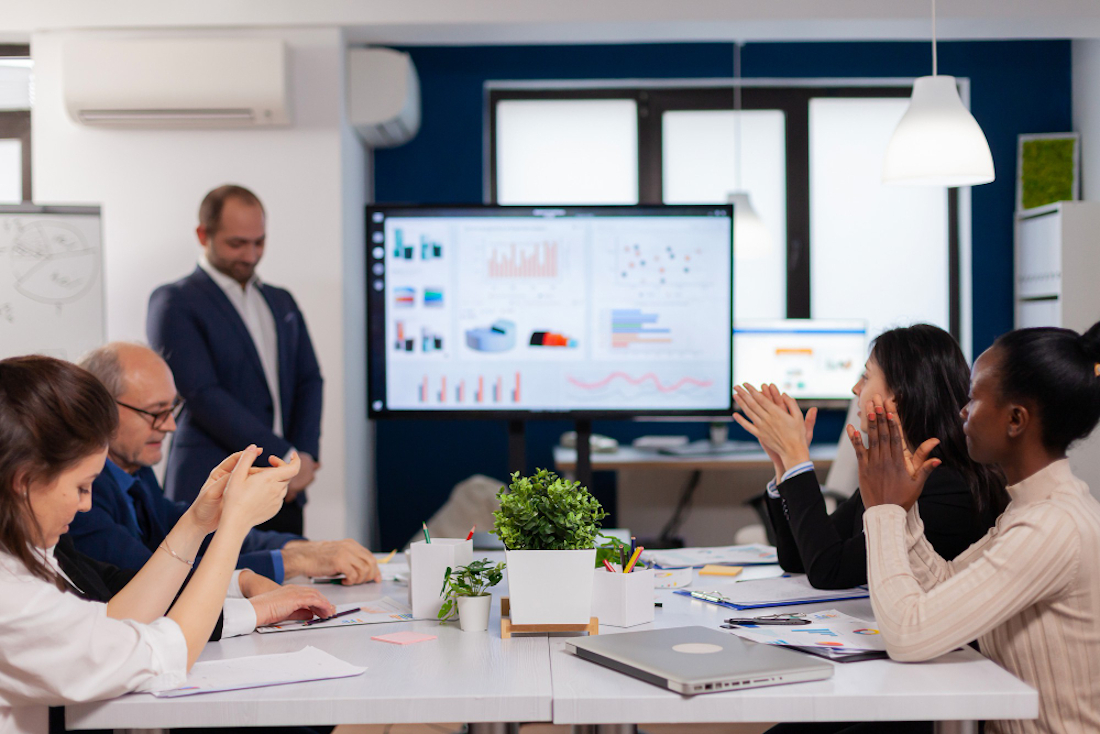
699, 564, 743, 577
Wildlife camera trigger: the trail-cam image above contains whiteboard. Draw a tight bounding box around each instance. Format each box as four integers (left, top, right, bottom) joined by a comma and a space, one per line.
0, 205, 104, 361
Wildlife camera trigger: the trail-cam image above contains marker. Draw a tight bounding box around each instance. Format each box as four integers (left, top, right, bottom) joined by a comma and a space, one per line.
304, 607, 361, 626
624, 546, 644, 573
379, 549, 397, 564
422, 522, 431, 544
465, 525, 476, 541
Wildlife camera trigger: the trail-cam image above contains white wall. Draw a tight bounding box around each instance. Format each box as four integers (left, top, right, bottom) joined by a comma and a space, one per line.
31, 27, 373, 544
1074, 39, 1100, 202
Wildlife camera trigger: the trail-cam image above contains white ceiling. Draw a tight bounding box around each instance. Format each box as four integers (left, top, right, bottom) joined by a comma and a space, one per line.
4, 0, 1100, 45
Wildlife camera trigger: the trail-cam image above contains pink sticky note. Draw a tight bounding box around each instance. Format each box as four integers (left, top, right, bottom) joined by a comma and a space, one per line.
371, 631, 437, 645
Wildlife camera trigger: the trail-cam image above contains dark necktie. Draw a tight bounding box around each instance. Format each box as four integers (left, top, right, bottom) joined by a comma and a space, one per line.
127, 481, 155, 548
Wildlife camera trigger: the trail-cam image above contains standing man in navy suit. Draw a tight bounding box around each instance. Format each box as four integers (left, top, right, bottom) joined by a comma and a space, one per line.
148, 184, 322, 535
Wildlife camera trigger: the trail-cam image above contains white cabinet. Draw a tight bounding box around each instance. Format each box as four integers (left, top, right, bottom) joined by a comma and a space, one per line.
1015, 201, 1100, 498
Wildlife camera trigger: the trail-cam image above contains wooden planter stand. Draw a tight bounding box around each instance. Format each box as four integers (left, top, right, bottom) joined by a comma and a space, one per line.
499, 597, 599, 639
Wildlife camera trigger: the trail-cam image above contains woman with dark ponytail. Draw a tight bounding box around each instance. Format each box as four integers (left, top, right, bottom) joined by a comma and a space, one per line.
734, 324, 1007, 590
855, 322, 1100, 734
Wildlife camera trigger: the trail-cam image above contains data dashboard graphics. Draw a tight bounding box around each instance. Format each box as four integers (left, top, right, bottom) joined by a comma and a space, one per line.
366, 205, 734, 416
733, 319, 868, 402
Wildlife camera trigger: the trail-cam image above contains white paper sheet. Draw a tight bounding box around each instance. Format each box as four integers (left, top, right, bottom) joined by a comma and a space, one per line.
257, 597, 414, 633
642, 544, 778, 568
725, 609, 886, 652
153, 646, 365, 697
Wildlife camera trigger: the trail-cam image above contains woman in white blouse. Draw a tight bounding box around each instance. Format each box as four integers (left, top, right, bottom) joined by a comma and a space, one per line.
852, 322, 1100, 734
0, 355, 301, 734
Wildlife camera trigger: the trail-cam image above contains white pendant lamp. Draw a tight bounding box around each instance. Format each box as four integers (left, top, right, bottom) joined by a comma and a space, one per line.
728, 192, 770, 258
882, 0, 995, 186
730, 42, 771, 256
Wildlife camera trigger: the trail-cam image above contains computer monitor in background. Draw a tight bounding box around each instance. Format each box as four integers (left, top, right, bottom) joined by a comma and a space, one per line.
733, 319, 868, 403
367, 205, 734, 417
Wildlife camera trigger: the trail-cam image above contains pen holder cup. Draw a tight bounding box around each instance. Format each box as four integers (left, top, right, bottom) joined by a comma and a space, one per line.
591, 568, 654, 627
408, 538, 473, 619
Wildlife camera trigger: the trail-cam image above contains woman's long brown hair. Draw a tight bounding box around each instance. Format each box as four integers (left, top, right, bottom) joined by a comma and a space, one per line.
0, 356, 118, 584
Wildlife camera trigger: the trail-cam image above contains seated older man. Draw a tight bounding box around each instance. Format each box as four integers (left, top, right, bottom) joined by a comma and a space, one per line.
69, 343, 380, 585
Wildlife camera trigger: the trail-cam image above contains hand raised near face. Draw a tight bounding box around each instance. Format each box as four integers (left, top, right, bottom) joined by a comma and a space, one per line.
847, 396, 939, 511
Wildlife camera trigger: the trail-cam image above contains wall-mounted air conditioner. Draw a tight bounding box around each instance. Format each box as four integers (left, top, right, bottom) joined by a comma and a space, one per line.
348, 48, 420, 148
63, 38, 289, 128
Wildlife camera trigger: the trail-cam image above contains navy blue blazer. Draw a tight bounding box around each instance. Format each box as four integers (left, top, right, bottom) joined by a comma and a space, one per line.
147, 266, 323, 505
68, 459, 302, 580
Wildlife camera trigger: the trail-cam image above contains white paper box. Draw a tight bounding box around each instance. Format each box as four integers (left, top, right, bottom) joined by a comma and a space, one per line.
505, 549, 595, 625
591, 568, 654, 627
408, 538, 473, 619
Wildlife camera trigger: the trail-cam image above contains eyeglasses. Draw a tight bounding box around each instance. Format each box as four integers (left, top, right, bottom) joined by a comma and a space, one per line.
116, 396, 185, 430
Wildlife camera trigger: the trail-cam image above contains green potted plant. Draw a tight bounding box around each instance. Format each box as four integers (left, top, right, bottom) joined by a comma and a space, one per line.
437, 559, 506, 632
492, 469, 608, 625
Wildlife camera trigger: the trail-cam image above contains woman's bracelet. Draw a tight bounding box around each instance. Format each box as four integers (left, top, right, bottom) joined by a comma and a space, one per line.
158, 539, 195, 567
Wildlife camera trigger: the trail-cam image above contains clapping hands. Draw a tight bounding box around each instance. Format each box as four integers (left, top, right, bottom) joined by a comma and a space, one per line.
846, 395, 940, 510
733, 383, 817, 478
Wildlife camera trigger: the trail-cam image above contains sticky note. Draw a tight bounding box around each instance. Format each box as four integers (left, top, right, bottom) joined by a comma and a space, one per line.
699, 564, 743, 577
371, 631, 437, 645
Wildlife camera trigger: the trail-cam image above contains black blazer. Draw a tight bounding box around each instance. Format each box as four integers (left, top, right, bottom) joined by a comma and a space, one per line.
54, 535, 227, 640
764, 465, 1000, 590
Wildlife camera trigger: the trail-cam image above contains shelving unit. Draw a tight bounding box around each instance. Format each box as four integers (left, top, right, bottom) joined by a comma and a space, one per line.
1015, 201, 1100, 498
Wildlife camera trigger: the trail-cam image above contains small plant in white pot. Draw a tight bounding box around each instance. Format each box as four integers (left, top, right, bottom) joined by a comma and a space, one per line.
492, 469, 608, 625
437, 559, 506, 632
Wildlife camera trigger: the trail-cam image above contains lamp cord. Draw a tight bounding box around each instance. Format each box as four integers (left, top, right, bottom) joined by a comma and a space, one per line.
931, 0, 938, 76
734, 41, 743, 191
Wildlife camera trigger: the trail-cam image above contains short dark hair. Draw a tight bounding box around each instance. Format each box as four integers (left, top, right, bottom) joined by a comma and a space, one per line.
0, 356, 118, 584
871, 324, 1008, 515
198, 184, 264, 236
992, 321, 1100, 452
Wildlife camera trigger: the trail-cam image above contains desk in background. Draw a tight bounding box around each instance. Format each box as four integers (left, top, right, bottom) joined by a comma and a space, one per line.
554, 445, 838, 546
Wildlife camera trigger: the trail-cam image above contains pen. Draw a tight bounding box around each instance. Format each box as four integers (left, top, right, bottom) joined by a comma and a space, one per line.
689, 590, 727, 603
465, 525, 475, 541
724, 617, 812, 626
624, 546, 643, 573
304, 607, 361, 626
422, 522, 431, 544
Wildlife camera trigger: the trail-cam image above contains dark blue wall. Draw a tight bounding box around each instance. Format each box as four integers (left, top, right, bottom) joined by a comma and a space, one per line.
371, 41, 1072, 551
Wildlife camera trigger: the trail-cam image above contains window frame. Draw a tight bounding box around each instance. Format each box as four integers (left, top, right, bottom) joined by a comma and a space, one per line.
487, 82, 961, 340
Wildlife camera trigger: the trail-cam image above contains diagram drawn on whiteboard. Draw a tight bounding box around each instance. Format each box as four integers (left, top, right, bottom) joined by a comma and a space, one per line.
2, 219, 100, 306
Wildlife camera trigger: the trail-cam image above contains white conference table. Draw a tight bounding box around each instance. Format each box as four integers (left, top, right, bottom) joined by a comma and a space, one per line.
66, 560, 1037, 734
552, 567, 1037, 734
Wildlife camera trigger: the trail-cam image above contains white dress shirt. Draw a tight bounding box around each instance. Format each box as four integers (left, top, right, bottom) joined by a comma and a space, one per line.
0, 550, 187, 734
222, 570, 259, 639
198, 255, 284, 437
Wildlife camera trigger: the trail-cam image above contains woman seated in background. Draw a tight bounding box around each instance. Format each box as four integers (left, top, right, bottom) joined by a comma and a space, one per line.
0, 355, 303, 734
733, 324, 1007, 589
857, 322, 1100, 733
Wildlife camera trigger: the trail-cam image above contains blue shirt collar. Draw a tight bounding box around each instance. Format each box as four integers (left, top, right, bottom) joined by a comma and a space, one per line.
104, 456, 138, 493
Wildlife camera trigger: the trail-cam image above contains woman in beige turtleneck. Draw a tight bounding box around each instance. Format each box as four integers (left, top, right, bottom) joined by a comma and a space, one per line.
852, 322, 1100, 734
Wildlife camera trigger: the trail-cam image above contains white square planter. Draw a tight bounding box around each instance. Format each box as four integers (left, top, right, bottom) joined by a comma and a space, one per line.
591, 567, 654, 627
505, 548, 596, 625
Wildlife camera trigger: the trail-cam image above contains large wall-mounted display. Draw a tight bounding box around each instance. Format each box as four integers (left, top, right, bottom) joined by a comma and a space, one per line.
366, 205, 733, 417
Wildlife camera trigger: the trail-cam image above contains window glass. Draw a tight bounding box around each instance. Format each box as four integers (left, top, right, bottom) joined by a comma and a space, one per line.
496, 99, 638, 205
809, 98, 949, 341
0, 139, 21, 203
663, 109, 787, 320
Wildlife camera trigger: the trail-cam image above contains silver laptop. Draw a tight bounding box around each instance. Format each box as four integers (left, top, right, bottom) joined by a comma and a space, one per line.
566, 626, 834, 695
